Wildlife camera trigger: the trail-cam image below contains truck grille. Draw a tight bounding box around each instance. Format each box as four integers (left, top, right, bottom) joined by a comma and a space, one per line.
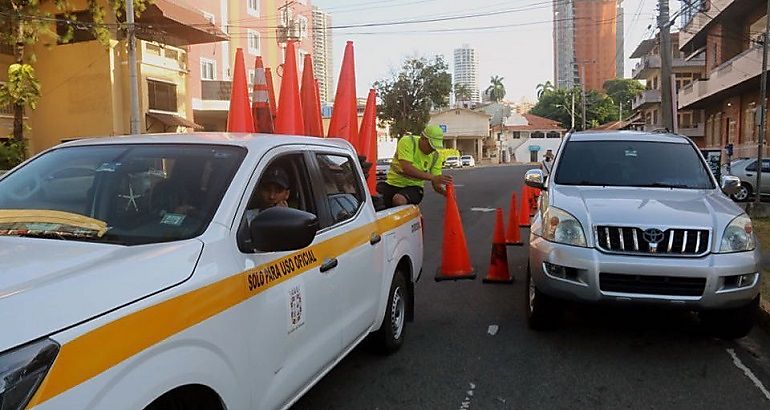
595, 226, 710, 256
600, 273, 706, 297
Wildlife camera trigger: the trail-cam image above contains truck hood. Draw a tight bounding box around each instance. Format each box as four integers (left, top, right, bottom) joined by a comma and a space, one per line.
0, 237, 203, 352
551, 186, 743, 241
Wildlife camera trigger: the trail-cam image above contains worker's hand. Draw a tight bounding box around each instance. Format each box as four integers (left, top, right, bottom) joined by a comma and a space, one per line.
431, 174, 453, 186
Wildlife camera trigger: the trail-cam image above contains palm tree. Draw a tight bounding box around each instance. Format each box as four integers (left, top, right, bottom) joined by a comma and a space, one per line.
536, 81, 554, 99
453, 83, 472, 105
485, 76, 506, 102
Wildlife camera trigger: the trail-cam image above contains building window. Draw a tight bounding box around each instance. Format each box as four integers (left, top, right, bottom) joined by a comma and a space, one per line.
201, 59, 216, 80
531, 132, 545, 139
145, 43, 162, 56
56, 11, 96, 44
164, 48, 179, 61
247, 0, 259, 16
513, 132, 521, 139
247, 30, 260, 55
147, 80, 177, 112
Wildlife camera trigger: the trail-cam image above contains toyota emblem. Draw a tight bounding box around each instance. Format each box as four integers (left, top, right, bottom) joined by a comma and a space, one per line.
643, 228, 665, 244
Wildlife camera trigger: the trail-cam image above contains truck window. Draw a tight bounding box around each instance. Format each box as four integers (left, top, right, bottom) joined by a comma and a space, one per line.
316, 154, 365, 226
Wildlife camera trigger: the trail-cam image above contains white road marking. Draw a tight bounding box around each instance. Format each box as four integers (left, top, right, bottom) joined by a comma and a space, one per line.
487, 325, 499, 336
459, 382, 477, 410
726, 348, 770, 401
470, 207, 496, 212
453, 184, 465, 187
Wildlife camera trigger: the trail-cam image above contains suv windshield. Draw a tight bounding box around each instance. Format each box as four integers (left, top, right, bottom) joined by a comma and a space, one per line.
0, 144, 246, 245
554, 140, 715, 189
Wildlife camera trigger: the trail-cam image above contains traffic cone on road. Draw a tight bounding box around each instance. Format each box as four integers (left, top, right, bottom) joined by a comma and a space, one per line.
359, 89, 378, 194
314, 79, 324, 137
328, 41, 359, 149
484, 208, 513, 284
275, 41, 304, 135
435, 183, 475, 281
301, 54, 323, 137
251, 56, 273, 133
226, 48, 255, 133
528, 186, 538, 215
519, 187, 531, 228
265, 67, 278, 123
506, 192, 523, 246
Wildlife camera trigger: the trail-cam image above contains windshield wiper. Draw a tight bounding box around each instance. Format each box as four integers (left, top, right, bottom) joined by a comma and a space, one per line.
636, 183, 693, 189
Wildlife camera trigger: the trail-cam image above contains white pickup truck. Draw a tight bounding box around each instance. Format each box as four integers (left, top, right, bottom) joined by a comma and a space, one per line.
0, 133, 424, 410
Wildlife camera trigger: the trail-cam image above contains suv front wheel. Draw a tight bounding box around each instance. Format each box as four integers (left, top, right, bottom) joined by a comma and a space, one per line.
525, 262, 560, 330
700, 296, 758, 339
731, 183, 751, 202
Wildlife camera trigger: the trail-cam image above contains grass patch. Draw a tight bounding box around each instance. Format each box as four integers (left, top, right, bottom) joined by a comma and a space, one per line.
754, 218, 770, 305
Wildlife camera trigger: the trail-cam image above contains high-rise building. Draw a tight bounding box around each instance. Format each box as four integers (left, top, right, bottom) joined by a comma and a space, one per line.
553, 0, 624, 91
312, 6, 333, 104
453, 45, 480, 103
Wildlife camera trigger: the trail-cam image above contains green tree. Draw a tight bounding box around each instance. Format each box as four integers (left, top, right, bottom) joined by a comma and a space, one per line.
603, 78, 644, 119
535, 80, 554, 99
530, 83, 618, 131
375, 56, 452, 137
453, 83, 472, 104
485, 75, 505, 102
0, 0, 147, 164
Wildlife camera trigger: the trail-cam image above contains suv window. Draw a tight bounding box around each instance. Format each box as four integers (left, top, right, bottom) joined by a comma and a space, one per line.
554, 140, 715, 189
316, 154, 364, 226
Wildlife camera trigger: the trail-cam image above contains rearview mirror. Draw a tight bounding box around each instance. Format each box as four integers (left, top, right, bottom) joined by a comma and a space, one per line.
721, 175, 741, 196
249, 207, 319, 252
525, 169, 546, 191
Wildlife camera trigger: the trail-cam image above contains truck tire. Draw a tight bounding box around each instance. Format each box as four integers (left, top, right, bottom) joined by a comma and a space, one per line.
525, 262, 560, 330
370, 272, 407, 354
700, 296, 758, 339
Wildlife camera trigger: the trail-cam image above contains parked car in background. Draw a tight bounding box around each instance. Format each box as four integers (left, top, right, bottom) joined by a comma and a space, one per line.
376, 158, 393, 180
444, 156, 461, 168
722, 158, 767, 202
460, 155, 475, 167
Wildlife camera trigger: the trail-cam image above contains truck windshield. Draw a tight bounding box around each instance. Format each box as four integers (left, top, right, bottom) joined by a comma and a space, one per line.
554, 140, 715, 189
0, 144, 246, 245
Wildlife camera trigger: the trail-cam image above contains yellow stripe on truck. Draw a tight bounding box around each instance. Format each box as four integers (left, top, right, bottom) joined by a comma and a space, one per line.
27, 206, 420, 408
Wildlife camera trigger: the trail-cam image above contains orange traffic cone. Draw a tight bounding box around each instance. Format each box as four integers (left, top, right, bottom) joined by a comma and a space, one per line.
359, 89, 378, 194
484, 208, 513, 284
314, 79, 324, 137
519, 187, 531, 228
226, 48, 255, 133
506, 192, 523, 246
251, 56, 273, 133
275, 41, 304, 135
301, 55, 323, 137
265, 67, 278, 124
328, 41, 359, 149
436, 183, 475, 281
527, 186, 538, 215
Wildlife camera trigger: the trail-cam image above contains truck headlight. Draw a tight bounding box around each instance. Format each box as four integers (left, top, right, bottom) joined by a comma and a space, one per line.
0, 339, 59, 410
719, 214, 755, 253
543, 207, 587, 247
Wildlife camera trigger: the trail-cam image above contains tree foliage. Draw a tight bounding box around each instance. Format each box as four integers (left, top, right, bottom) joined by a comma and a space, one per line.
485, 75, 505, 102
453, 83, 472, 104
375, 56, 452, 138
603, 78, 644, 118
530, 84, 619, 130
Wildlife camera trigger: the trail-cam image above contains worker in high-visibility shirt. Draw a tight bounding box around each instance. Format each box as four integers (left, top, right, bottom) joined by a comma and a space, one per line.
379, 125, 453, 207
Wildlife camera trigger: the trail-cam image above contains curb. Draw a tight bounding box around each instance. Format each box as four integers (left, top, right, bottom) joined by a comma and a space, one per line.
759, 298, 770, 333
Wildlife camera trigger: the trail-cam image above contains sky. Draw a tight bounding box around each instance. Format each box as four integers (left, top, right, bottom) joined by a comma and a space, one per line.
312, 0, 678, 102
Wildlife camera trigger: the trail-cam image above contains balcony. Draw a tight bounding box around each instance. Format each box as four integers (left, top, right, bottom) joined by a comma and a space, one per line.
679, 45, 767, 109
632, 54, 706, 79
632, 90, 661, 110
641, 123, 704, 138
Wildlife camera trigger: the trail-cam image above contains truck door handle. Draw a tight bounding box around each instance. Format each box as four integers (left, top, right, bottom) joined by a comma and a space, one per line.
320, 258, 338, 272
370, 233, 382, 245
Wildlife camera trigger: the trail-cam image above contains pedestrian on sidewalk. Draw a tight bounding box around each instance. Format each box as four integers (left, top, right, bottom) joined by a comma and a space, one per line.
378, 125, 453, 207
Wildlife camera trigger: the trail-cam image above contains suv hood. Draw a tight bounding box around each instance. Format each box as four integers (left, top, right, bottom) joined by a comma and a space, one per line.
0, 237, 203, 352
551, 186, 742, 240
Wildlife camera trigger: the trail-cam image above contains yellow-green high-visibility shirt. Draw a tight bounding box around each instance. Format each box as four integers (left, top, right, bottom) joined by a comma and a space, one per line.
386, 135, 442, 188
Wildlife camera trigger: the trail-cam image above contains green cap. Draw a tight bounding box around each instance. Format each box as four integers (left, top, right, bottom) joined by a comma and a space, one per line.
422, 125, 444, 150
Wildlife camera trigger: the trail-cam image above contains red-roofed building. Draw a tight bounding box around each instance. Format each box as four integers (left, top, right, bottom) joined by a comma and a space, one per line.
491, 113, 567, 163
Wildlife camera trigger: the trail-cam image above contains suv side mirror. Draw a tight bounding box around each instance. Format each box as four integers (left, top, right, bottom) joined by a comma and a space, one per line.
525, 169, 547, 191
249, 207, 319, 252
721, 175, 741, 196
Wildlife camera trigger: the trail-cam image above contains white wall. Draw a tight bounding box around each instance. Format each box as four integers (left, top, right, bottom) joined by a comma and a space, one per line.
511, 137, 564, 163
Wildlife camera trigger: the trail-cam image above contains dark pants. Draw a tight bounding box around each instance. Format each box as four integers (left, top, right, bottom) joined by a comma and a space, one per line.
377, 182, 425, 208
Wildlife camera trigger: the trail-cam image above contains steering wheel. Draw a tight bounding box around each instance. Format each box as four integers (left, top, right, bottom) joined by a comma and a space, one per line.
4, 173, 42, 202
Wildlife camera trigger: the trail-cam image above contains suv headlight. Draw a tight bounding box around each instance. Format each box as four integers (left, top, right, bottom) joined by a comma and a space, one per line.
542, 206, 587, 247
0, 339, 59, 410
720, 214, 756, 253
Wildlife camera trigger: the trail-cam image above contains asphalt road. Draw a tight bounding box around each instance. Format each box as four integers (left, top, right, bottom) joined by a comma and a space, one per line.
294, 164, 770, 410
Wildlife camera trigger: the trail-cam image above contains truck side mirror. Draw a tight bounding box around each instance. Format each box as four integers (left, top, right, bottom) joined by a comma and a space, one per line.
249, 207, 319, 252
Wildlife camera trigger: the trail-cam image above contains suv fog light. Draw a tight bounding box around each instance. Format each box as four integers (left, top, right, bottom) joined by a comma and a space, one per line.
544, 262, 580, 282
722, 273, 757, 290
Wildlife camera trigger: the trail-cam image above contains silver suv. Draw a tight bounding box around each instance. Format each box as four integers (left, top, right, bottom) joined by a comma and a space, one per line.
524, 131, 760, 338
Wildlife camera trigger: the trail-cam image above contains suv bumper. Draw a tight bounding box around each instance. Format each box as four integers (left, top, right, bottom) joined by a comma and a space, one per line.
529, 235, 761, 310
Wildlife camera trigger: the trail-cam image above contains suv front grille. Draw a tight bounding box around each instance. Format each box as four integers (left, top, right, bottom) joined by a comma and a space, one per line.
595, 226, 710, 256
600, 273, 706, 297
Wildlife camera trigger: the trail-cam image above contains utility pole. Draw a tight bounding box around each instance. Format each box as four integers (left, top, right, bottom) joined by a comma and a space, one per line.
754, 0, 770, 208
658, 0, 674, 131
126, 0, 140, 135
581, 64, 587, 130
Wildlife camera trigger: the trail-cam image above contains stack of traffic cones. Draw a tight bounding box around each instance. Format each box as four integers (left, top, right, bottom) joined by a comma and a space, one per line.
301, 54, 323, 137
265, 67, 278, 124
275, 41, 304, 135
226, 48, 255, 133
506, 192, 523, 246
328, 41, 359, 150
359, 89, 378, 194
436, 183, 475, 281
483, 208, 513, 284
251, 56, 273, 133
314, 79, 324, 136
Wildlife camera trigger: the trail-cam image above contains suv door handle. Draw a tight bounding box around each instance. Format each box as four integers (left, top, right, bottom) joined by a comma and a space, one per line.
746, 173, 754, 177
320, 258, 338, 273
370, 233, 382, 245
